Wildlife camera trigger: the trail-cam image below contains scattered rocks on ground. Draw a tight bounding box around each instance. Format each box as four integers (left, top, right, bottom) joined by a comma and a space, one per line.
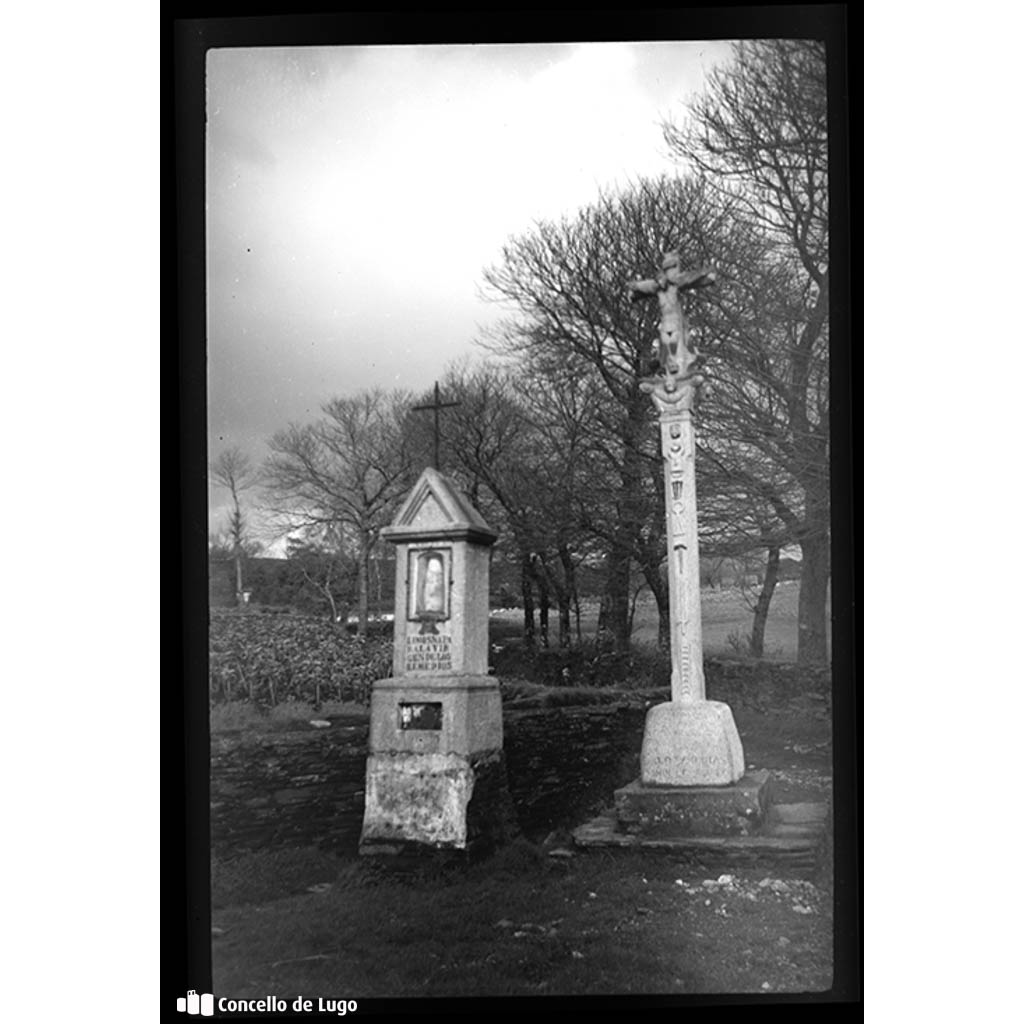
784, 740, 830, 755
668, 875, 827, 913
497, 919, 561, 938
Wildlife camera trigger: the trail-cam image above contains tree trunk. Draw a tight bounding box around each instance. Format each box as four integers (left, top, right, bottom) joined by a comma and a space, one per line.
537, 571, 550, 649
596, 396, 648, 652
234, 549, 244, 608
356, 533, 370, 635
557, 545, 576, 648
521, 556, 536, 647
597, 543, 632, 651
557, 593, 571, 648
797, 530, 830, 664
750, 546, 781, 659
637, 547, 670, 651
326, 588, 339, 623
542, 565, 570, 649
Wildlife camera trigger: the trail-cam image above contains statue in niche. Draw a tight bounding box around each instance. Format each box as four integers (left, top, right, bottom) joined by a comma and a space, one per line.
423, 555, 445, 612
411, 549, 449, 634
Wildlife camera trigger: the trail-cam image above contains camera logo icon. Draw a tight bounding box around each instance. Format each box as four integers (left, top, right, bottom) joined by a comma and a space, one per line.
176, 990, 214, 1016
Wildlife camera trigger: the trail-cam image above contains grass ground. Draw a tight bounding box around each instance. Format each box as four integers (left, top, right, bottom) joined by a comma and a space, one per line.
677, 581, 806, 661
211, 704, 833, 998
212, 849, 832, 998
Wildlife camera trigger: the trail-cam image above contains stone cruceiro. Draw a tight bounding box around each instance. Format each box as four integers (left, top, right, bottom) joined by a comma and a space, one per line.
627, 250, 746, 787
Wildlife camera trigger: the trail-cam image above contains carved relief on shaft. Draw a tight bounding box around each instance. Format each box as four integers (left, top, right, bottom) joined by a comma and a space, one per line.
661, 412, 704, 703
665, 419, 689, 551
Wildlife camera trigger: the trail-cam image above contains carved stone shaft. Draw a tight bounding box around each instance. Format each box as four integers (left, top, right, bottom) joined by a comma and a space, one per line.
661, 408, 704, 703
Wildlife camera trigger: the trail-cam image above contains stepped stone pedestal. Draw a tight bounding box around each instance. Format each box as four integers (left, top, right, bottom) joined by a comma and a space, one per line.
573, 782, 831, 873
616, 769, 771, 838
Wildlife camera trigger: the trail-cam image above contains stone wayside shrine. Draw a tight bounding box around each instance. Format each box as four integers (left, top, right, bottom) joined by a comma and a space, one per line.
573, 252, 827, 867
359, 468, 516, 857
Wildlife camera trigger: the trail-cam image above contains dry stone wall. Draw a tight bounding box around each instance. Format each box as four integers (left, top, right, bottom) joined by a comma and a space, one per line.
210, 660, 830, 858
211, 705, 647, 858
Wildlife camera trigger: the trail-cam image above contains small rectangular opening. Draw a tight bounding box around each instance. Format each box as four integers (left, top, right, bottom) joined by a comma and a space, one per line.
398, 702, 443, 731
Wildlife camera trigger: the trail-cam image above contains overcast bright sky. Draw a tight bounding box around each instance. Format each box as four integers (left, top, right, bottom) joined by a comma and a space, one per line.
207, 41, 736, 538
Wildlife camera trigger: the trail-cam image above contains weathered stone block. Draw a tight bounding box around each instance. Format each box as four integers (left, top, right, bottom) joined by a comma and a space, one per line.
765, 801, 828, 825
640, 700, 745, 785
361, 752, 475, 849
359, 749, 517, 855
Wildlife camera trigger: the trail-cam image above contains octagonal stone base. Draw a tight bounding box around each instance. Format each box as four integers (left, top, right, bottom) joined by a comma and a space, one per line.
640, 700, 745, 786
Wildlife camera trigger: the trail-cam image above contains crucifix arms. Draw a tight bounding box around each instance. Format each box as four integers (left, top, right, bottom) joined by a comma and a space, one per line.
626, 251, 716, 301
628, 251, 716, 382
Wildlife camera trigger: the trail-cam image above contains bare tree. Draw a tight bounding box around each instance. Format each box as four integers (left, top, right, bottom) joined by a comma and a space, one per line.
481, 177, 719, 651
262, 389, 414, 633
664, 39, 830, 664
481, 167, 828, 659
437, 363, 605, 649
284, 534, 356, 623
210, 446, 260, 607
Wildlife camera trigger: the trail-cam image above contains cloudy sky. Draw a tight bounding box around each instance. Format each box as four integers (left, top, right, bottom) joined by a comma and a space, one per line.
206, 41, 736, 540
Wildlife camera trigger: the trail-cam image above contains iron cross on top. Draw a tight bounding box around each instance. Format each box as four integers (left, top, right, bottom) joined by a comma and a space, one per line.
627, 251, 716, 379
413, 381, 460, 470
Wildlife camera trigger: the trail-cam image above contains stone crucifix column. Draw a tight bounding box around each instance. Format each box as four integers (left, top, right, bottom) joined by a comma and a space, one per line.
627, 251, 745, 787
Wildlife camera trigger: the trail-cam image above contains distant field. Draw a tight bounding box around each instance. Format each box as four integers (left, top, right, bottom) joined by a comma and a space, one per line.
492, 581, 820, 663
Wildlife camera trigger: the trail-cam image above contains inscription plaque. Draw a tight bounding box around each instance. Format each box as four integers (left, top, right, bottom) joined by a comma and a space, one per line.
404, 633, 453, 673
398, 702, 443, 731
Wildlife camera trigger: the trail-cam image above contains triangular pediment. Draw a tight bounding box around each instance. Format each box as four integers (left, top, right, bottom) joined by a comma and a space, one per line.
384, 468, 496, 542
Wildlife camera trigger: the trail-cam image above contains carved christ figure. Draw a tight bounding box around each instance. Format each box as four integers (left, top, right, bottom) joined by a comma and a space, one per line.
627, 251, 716, 380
